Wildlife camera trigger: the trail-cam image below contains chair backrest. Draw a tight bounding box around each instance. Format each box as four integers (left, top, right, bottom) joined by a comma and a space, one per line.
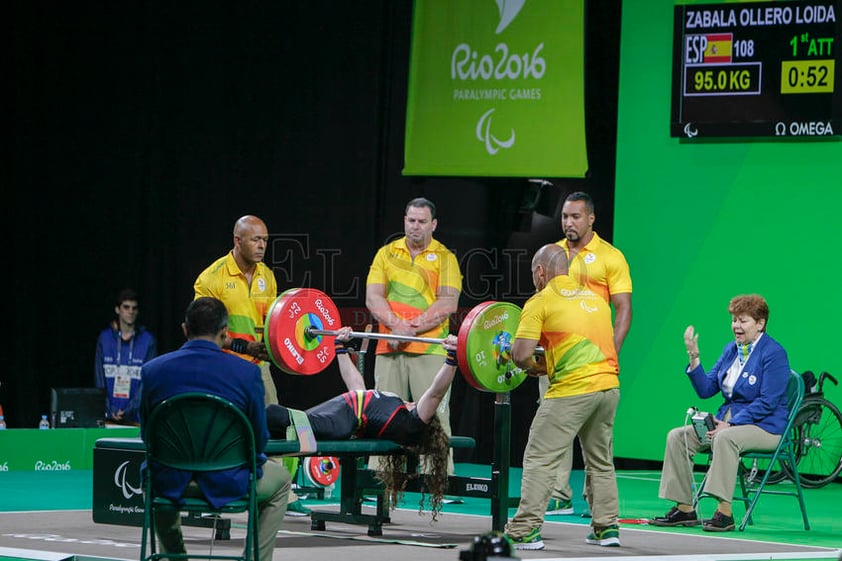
782, 369, 805, 436
144, 392, 256, 473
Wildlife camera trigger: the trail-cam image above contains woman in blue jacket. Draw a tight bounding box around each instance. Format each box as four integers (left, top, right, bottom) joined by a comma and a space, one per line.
651, 294, 790, 532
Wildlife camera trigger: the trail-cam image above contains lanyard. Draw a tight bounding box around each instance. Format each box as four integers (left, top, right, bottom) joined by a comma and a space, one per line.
116, 332, 135, 364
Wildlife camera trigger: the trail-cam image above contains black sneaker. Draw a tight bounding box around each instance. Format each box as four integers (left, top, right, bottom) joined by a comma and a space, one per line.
702, 511, 735, 532
651, 506, 701, 527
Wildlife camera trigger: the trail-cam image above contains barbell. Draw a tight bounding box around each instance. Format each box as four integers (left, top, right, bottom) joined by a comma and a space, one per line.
263, 287, 541, 392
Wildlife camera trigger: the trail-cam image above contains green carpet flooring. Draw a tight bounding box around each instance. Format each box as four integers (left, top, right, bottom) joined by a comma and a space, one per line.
1, 465, 840, 549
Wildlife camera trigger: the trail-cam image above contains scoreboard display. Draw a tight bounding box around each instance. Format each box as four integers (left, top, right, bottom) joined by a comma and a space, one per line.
671, 0, 841, 137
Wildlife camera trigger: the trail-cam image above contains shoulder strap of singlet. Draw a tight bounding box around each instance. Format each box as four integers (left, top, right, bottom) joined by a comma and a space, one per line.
287, 408, 317, 453
351, 390, 366, 430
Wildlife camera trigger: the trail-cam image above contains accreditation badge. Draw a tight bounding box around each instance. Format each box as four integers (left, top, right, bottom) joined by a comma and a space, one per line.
113, 365, 141, 398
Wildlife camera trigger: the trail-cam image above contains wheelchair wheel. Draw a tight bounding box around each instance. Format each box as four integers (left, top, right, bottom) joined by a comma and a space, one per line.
784, 397, 842, 488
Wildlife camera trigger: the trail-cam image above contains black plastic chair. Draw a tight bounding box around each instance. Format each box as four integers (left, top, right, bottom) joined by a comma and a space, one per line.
140, 392, 259, 561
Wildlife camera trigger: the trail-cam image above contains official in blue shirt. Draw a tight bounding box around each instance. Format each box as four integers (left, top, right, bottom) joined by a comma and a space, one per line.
141, 297, 289, 561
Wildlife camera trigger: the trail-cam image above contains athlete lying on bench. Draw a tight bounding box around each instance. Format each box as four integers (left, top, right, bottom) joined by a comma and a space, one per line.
266, 326, 459, 518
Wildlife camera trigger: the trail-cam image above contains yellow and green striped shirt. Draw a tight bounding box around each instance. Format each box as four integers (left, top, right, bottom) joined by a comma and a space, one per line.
517, 275, 618, 398
194, 251, 277, 363
366, 237, 462, 356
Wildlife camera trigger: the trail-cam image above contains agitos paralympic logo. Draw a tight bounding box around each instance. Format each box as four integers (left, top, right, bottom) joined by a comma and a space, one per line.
114, 460, 143, 499
476, 108, 515, 155
496, 0, 525, 34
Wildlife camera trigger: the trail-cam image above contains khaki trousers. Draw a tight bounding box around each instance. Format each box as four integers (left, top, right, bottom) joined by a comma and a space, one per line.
538, 375, 576, 502
505, 388, 619, 538
658, 422, 780, 506
260, 362, 278, 406
260, 362, 297, 502
155, 460, 290, 561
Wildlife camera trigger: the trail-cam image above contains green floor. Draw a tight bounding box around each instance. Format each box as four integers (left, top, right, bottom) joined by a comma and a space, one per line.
1, 465, 840, 549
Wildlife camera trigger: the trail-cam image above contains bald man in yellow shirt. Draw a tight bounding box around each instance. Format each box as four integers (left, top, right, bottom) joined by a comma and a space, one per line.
506, 244, 621, 550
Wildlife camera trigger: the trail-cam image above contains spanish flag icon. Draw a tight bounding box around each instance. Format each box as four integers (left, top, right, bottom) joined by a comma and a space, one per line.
704, 33, 733, 63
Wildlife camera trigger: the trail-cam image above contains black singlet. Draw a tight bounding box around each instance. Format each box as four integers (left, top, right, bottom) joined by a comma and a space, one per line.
305, 390, 429, 444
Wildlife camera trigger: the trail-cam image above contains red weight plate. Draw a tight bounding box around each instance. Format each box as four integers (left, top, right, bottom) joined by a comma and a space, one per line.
304, 456, 340, 487
457, 301, 495, 390
265, 288, 295, 371
265, 288, 340, 375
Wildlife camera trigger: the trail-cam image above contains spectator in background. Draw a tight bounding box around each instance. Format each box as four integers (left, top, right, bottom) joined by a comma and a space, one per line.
95, 288, 157, 425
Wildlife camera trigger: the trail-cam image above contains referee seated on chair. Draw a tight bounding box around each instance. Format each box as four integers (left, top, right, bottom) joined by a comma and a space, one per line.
651, 294, 790, 532
140, 297, 290, 561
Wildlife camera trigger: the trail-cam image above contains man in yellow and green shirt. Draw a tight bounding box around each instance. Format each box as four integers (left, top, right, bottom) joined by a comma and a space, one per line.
542, 191, 632, 517
365, 197, 462, 473
194, 215, 312, 517
505, 244, 621, 549
194, 215, 278, 405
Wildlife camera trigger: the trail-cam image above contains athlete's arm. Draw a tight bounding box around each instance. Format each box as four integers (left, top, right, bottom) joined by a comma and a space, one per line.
415, 335, 459, 423
335, 326, 366, 392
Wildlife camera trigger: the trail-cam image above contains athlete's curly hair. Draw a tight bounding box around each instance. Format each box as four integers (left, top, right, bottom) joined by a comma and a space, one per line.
375, 414, 450, 521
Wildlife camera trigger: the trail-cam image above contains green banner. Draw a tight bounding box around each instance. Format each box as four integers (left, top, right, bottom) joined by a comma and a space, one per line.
0, 427, 139, 471
404, 0, 589, 177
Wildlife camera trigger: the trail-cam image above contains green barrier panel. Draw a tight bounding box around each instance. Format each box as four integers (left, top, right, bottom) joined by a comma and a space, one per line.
0, 427, 139, 472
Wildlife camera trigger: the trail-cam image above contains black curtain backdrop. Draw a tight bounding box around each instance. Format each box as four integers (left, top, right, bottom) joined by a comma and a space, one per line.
12, 1, 621, 466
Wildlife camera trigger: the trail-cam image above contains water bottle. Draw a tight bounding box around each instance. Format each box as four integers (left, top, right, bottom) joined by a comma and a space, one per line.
39, 414, 50, 429
0, 415, 6, 430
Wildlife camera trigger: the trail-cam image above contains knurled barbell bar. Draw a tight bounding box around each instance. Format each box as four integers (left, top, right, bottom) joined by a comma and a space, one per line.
263, 288, 543, 392
304, 327, 446, 346
304, 325, 544, 370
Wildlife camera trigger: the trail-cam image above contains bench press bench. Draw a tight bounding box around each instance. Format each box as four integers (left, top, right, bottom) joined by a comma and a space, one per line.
93, 433, 517, 537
